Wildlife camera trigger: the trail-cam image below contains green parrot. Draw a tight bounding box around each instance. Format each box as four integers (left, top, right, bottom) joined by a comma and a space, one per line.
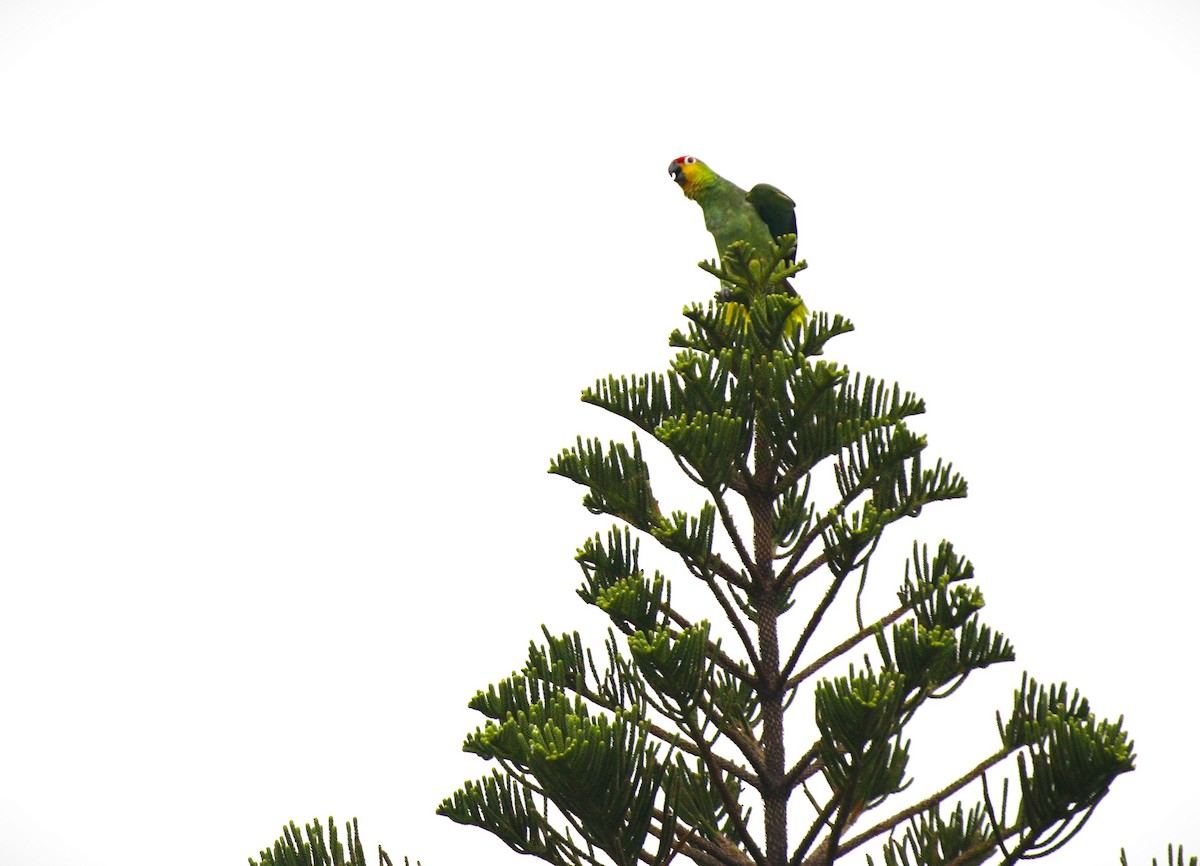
668, 154, 799, 296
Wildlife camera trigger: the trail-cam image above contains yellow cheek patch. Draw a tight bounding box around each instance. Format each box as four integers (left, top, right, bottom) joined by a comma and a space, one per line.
679, 165, 701, 199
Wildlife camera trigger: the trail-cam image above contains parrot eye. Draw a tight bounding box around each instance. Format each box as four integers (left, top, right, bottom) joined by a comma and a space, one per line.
684, 156, 696, 164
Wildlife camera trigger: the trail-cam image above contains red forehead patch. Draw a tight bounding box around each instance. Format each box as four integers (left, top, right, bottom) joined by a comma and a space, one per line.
673, 155, 690, 164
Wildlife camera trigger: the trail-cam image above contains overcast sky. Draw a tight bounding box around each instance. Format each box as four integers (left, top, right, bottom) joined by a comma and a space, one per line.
2, 2, 1198, 864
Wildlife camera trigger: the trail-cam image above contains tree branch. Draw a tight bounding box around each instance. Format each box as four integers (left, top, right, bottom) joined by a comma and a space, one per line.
779, 569, 852, 686
783, 603, 910, 690
788, 794, 838, 866
710, 486, 757, 579
782, 743, 823, 791
524, 662, 759, 789
647, 815, 754, 866
703, 572, 763, 675
836, 747, 1011, 855
681, 715, 768, 866
660, 606, 757, 684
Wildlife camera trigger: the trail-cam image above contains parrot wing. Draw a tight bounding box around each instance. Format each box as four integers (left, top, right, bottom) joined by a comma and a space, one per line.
745, 183, 797, 262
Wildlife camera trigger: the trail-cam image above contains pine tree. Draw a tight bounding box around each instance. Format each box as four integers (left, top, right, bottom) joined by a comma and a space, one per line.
436, 236, 1136, 866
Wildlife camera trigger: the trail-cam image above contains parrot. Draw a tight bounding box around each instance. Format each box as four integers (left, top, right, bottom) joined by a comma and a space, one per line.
668, 155, 799, 296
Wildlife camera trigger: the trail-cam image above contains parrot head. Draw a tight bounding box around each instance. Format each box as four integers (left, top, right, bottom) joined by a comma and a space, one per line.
668, 155, 714, 199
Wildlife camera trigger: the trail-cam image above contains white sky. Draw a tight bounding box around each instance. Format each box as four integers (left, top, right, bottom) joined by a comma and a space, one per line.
2, 1, 1198, 864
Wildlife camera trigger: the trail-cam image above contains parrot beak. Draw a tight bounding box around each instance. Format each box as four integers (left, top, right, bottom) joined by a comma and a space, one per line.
668, 161, 685, 185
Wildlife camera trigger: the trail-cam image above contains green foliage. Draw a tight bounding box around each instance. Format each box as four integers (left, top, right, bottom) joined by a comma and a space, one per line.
440, 239, 1137, 866
866, 803, 992, 866
250, 817, 404, 866
551, 435, 663, 532
456, 691, 668, 866
815, 666, 912, 816
1121, 846, 1197, 866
